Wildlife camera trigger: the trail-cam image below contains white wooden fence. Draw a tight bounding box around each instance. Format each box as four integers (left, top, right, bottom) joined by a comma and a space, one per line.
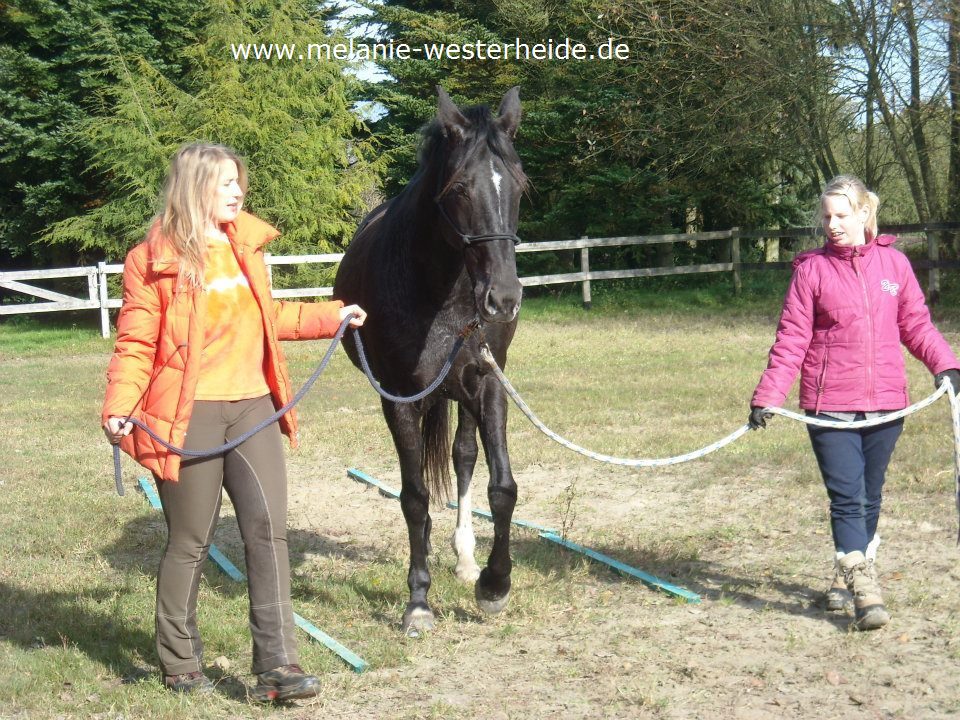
2, 222, 957, 338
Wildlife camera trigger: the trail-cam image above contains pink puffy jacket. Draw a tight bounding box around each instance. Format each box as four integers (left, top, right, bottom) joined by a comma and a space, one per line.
752, 234, 958, 413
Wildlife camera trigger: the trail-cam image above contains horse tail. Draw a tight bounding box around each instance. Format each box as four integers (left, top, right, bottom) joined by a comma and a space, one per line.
420, 399, 451, 504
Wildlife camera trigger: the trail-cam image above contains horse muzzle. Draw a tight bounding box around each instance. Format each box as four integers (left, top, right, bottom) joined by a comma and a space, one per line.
477, 282, 522, 323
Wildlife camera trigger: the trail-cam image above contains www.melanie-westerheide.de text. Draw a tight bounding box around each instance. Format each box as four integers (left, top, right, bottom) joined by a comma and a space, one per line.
230, 38, 632, 62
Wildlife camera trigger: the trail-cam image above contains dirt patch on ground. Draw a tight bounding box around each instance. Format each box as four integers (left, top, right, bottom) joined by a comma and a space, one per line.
271, 445, 960, 720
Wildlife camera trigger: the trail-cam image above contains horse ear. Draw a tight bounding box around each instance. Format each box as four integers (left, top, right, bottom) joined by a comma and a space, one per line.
496, 86, 521, 138
436, 86, 468, 140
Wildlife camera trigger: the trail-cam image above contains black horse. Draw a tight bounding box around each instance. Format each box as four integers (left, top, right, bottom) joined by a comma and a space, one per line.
333, 87, 526, 636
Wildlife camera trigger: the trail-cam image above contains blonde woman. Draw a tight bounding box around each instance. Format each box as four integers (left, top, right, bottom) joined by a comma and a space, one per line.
102, 143, 365, 699
749, 175, 959, 630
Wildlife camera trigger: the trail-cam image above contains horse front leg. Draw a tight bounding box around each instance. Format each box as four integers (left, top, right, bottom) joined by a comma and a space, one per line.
475, 380, 516, 615
451, 402, 481, 583
382, 399, 435, 637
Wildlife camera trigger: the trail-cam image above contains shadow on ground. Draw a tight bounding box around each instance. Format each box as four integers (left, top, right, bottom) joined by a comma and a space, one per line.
0, 579, 155, 683
93, 483, 851, 658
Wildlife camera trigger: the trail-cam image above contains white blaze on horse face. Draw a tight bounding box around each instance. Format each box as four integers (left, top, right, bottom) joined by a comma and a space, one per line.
490, 159, 503, 225
452, 485, 481, 582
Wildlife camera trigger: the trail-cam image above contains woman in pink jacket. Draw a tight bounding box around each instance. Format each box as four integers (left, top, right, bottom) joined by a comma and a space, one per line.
749, 175, 959, 631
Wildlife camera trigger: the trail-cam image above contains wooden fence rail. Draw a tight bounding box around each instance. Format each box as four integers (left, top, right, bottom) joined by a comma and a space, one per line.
2, 222, 958, 337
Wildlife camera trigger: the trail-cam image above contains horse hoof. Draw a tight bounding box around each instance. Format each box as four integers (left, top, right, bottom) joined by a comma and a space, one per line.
454, 564, 481, 583
475, 587, 510, 616
402, 606, 436, 637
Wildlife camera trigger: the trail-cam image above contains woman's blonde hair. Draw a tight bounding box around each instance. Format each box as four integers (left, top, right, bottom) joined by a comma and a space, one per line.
819, 174, 879, 241
159, 143, 248, 288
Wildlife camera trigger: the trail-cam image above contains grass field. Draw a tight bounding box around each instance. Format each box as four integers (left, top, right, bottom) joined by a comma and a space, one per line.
3, 274, 960, 719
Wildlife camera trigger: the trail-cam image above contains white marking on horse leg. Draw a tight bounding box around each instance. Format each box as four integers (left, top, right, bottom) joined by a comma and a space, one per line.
490, 159, 503, 225
452, 485, 481, 583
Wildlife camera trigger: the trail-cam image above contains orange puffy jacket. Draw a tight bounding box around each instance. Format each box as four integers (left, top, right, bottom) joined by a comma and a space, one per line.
102, 211, 344, 482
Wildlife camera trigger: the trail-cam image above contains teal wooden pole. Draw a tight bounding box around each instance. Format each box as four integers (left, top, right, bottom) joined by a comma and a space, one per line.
136, 477, 369, 672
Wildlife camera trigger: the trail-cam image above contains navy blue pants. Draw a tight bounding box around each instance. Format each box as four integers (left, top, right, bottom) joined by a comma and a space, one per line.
806, 413, 904, 555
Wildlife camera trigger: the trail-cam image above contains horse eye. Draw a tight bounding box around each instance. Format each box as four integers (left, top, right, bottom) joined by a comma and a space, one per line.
451, 182, 468, 195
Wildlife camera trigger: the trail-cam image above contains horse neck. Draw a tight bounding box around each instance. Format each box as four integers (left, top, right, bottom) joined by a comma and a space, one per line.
377, 162, 474, 316
405, 169, 468, 285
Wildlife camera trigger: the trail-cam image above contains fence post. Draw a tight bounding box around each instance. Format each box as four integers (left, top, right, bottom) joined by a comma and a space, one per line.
927, 226, 940, 305
580, 237, 591, 310
730, 227, 742, 296
97, 262, 110, 338
765, 234, 779, 262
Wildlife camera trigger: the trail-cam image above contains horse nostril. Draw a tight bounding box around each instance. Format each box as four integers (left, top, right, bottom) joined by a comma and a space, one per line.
482, 289, 522, 321
483, 289, 501, 318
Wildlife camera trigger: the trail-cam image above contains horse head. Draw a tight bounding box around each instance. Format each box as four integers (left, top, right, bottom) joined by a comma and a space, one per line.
433, 86, 526, 324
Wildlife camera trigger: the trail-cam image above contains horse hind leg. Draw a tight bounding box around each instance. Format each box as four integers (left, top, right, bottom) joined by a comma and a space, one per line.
451, 404, 481, 583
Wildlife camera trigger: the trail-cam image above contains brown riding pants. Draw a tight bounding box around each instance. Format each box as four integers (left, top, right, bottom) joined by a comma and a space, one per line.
154, 395, 298, 675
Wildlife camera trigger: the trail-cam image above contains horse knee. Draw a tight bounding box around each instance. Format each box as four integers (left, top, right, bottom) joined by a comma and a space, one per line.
400, 488, 429, 522
487, 482, 517, 515
453, 441, 478, 481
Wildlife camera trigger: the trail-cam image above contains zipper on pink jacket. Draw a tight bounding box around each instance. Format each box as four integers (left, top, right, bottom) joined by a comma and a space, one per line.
815, 345, 828, 415
852, 249, 875, 403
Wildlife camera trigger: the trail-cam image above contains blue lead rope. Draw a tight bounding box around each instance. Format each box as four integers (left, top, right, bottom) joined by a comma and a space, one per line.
352, 319, 479, 404
110, 316, 478, 495
111, 314, 350, 495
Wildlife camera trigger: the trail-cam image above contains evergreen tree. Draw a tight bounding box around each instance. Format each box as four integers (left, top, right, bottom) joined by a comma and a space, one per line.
359, 0, 822, 256
42, 0, 381, 271
0, 0, 202, 265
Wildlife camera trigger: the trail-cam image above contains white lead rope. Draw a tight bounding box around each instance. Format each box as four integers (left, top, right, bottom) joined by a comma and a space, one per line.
480, 346, 751, 467
480, 346, 960, 540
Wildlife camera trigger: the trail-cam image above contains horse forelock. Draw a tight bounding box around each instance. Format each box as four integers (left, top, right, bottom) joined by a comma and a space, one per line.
416, 104, 527, 193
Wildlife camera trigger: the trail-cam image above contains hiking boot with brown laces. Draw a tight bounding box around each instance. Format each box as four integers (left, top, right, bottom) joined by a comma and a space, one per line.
250, 663, 320, 702
838, 550, 890, 631
164, 670, 215, 694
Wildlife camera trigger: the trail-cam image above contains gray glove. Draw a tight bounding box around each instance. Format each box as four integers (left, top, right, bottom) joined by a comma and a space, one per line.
748, 406, 773, 430
934, 369, 960, 392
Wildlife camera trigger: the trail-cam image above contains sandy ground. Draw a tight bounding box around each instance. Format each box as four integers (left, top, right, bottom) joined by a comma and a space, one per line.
252, 442, 960, 720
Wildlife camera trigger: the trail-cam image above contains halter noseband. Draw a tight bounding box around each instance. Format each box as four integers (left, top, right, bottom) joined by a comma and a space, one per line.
434, 198, 521, 246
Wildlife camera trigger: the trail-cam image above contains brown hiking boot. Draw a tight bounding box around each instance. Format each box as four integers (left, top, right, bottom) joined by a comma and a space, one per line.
164, 670, 215, 694
250, 663, 320, 702
839, 550, 890, 631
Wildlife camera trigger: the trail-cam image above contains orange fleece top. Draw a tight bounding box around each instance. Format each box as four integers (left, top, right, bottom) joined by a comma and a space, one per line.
194, 234, 270, 400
